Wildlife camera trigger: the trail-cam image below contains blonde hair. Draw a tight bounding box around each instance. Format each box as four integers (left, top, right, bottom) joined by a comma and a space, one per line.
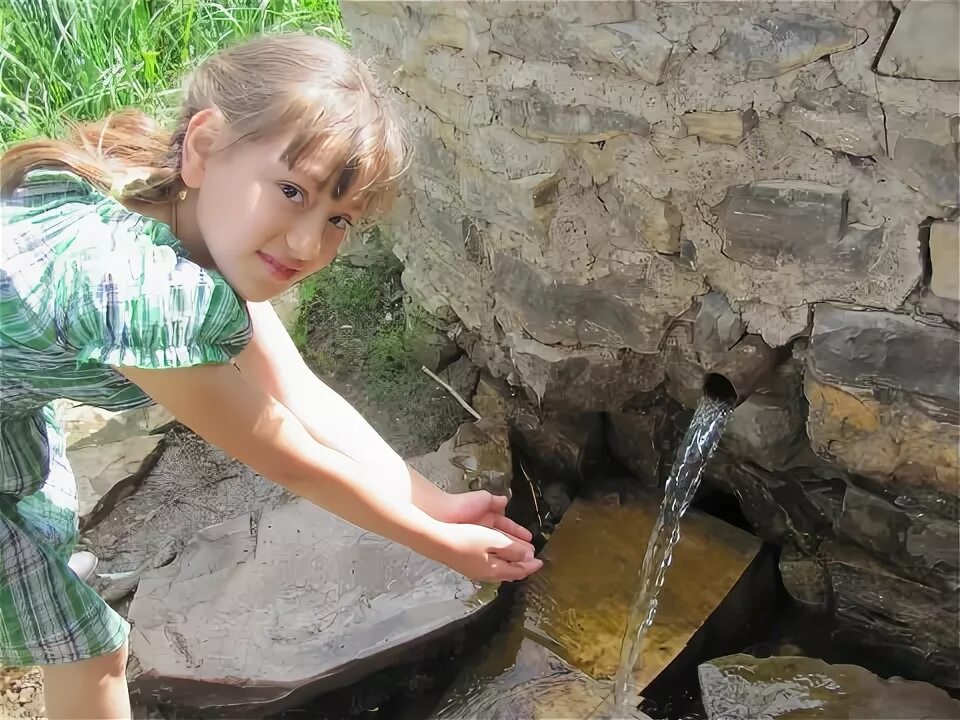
1, 32, 410, 221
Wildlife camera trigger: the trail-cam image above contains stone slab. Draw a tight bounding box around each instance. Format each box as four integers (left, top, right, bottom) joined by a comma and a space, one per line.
521, 494, 762, 691
127, 496, 493, 715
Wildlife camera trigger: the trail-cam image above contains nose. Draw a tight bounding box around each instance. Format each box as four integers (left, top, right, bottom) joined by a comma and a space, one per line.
286, 221, 326, 263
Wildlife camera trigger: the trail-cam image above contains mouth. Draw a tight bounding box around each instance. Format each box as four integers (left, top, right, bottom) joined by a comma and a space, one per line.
257, 251, 299, 282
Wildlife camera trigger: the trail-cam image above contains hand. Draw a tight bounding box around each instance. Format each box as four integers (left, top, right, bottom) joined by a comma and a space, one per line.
437, 521, 543, 583
432, 490, 533, 543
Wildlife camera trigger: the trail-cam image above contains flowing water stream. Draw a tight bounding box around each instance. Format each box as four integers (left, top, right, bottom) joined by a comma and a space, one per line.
610, 393, 736, 715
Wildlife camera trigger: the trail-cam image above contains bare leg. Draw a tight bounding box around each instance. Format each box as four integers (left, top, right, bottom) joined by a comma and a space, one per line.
41, 642, 130, 720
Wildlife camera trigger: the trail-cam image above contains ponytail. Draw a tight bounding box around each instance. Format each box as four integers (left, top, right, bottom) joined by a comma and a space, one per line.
1, 108, 185, 203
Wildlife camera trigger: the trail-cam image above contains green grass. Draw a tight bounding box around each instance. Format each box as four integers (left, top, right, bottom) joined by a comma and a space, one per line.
0, 0, 347, 145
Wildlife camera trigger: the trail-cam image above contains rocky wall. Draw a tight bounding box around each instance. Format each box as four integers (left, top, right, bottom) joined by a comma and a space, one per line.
340, 0, 960, 686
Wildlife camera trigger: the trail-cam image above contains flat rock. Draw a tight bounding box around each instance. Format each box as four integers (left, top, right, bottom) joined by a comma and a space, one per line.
699, 653, 960, 719
55, 402, 171, 520
127, 495, 494, 715
876, 0, 960, 81
522, 494, 762, 692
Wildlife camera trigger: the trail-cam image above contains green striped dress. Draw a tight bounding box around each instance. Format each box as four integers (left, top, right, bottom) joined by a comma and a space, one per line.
0, 170, 252, 666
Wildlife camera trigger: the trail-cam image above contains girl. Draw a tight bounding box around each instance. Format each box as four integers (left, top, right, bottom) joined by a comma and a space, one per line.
0, 32, 542, 720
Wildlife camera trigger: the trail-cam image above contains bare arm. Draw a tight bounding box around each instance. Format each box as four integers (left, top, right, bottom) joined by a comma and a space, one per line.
116, 361, 452, 562
234, 300, 453, 517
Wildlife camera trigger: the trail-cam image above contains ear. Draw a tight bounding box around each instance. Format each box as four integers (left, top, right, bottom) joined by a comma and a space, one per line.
179, 108, 225, 189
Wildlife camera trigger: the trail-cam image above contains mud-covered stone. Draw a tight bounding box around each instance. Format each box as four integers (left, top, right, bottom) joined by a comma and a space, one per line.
883, 107, 960, 209
876, 0, 960, 81
493, 254, 701, 353
128, 496, 495, 715
492, 87, 650, 143
698, 653, 960, 719
490, 16, 673, 84
929, 221, 959, 301
507, 335, 666, 412
781, 85, 884, 157
714, 12, 866, 80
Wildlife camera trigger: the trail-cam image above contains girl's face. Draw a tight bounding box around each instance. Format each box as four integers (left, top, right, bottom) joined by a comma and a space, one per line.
179, 110, 367, 302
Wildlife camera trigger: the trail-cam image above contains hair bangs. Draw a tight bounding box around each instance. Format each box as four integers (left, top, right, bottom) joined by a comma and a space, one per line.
269, 88, 410, 225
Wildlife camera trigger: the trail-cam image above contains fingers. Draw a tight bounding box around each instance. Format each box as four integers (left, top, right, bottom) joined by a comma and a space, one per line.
491, 513, 533, 542
486, 557, 544, 582
490, 535, 535, 562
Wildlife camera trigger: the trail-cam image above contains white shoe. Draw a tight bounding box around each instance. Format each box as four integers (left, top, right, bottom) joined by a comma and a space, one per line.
68, 550, 99, 583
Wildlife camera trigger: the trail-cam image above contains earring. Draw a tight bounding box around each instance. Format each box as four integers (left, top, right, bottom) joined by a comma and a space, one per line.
177, 189, 187, 201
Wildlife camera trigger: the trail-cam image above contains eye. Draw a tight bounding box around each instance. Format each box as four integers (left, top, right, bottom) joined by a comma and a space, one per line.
330, 216, 353, 231
279, 183, 305, 204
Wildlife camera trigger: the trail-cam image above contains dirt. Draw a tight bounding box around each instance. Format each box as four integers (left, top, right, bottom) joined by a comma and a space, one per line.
0, 667, 44, 720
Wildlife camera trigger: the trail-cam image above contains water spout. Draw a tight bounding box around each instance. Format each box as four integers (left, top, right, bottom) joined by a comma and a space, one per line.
701, 335, 791, 407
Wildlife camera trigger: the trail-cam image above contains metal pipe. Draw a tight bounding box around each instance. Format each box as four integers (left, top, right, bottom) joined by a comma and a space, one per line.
701, 334, 790, 406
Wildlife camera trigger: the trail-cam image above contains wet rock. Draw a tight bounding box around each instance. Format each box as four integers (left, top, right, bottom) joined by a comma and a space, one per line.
522, 494, 764, 692
681, 109, 758, 146
778, 544, 831, 612
838, 481, 959, 592
782, 540, 960, 687
698, 653, 960, 719
606, 389, 692, 489
929, 221, 959, 301
876, 0, 960, 81
781, 85, 884, 157
433, 638, 650, 720
490, 16, 673, 84
714, 12, 866, 80
805, 304, 960, 492
715, 182, 852, 271
492, 87, 651, 143
510, 411, 605, 524
128, 495, 495, 715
